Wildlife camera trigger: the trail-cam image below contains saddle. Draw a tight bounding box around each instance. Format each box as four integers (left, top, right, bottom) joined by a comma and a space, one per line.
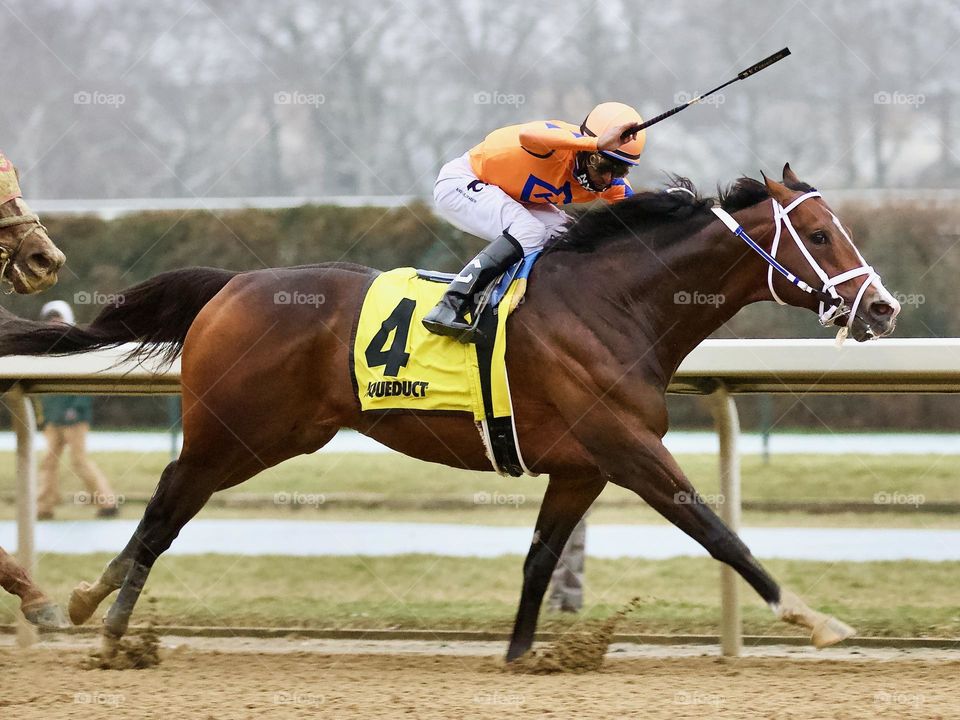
351, 252, 542, 476
415, 250, 541, 325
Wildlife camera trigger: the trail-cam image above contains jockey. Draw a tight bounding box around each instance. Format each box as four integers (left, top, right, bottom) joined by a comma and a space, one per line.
423, 101, 646, 341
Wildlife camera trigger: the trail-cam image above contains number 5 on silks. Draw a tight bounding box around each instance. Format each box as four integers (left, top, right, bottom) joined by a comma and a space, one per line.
364, 298, 415, 377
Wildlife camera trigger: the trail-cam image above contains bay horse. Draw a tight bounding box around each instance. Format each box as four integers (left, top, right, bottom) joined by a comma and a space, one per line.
0, 165, 899, 658
0, 153, 68, 629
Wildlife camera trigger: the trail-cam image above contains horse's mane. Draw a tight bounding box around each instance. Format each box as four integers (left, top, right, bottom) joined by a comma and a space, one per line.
544, 174, 815, 254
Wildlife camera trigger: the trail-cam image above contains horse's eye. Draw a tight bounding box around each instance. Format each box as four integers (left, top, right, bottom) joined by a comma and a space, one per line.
809, 230, 829, 246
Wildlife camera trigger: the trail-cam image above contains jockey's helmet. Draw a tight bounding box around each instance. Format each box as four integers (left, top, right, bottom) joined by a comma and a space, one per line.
580, 102, 646, 165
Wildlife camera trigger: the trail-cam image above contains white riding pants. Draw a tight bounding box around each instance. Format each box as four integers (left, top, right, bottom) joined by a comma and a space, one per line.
433, 153, 570, 255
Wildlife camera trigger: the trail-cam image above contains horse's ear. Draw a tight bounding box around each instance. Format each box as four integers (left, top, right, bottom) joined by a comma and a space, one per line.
762, 170, 795, 205
782, 163, 800, 186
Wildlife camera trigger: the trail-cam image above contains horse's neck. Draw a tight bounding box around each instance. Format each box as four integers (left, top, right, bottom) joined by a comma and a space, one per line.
537, 205, 773, 389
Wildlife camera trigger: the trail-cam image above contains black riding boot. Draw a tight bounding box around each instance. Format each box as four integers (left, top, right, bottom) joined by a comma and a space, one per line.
422, 233, 524, 342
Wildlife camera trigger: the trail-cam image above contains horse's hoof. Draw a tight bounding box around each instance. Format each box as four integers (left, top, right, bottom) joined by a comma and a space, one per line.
23, 602, 69, 630
100, 631, 121, 659
811, 615, 856, 648
505, 644, 530, 663
68, 583, 97, 625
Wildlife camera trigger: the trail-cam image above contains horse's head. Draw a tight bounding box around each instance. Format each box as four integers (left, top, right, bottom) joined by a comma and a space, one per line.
758, 164, 899, 342
0, 155, 65, 294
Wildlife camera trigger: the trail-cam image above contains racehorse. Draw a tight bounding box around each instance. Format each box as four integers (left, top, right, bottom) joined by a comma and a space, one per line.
0, 153, 68, 628
0, 165, 899, 658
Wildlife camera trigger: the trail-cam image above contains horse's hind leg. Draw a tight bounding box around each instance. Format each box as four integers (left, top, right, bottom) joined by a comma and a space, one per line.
94, 451, 260, 654
506, 473, 605, 662
92, 417, 340, 654
68, 460, 193, 626
68, 552, 134, 625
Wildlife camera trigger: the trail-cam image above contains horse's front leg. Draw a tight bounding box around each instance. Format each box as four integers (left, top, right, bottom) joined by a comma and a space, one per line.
506, 473, 605, 662
604, 430, 854, 648
0, 547, 67, 628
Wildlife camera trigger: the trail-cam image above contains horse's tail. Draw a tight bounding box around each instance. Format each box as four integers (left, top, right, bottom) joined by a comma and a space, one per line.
0, 267, 238, 363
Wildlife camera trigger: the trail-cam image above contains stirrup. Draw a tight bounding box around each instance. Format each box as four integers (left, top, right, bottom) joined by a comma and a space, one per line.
448, 284, 495, 344
422, 311, 481, 343
422, 315, 470, 338
422, 232, 521, 343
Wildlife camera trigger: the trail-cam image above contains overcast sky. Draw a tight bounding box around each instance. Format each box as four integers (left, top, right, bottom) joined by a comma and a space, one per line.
1, 0, 957, 199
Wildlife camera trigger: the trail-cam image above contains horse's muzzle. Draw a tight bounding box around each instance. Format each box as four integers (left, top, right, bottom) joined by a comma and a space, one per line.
837, 290, 900, 342
12, 235, 65, 294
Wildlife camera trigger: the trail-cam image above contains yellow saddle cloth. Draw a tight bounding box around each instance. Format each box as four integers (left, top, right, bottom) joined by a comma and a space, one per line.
352, 267, 526, 421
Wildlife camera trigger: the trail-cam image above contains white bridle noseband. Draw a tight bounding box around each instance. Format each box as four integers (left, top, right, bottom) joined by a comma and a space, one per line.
711, 191, 899, 340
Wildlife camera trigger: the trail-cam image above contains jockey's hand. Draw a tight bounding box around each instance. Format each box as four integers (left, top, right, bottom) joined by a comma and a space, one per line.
597, 121, 640, 151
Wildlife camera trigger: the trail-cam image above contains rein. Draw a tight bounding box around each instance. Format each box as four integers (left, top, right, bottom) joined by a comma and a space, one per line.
711, 192, 884, 338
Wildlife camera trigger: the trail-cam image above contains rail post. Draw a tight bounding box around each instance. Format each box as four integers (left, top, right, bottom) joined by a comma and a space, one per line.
707, 382, 742, 657
5, 385, 38, 647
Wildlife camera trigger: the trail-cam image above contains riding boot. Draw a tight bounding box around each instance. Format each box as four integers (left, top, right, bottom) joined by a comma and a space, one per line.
422, 233, 524, 343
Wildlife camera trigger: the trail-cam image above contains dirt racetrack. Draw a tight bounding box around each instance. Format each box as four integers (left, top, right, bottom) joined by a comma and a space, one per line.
2, 638, 959, 719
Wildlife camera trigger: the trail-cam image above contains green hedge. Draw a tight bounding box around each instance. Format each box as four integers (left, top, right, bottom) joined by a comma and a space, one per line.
6, 202, 481, 324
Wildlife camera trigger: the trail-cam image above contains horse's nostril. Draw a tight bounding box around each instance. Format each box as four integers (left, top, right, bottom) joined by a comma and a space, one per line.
28, 252, 56, 274
869, 301, 894, 319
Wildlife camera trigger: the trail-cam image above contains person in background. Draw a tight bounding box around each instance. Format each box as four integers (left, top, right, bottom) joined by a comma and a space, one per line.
36, 301, 119, 520
547, 515, 587, 613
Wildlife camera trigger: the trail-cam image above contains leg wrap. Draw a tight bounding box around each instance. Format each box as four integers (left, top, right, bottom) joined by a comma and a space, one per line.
103, 561, 150, 638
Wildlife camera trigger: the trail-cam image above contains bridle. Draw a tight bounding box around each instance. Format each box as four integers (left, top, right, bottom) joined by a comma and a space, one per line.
711, 191, 894, 339
0, 209, 45, 293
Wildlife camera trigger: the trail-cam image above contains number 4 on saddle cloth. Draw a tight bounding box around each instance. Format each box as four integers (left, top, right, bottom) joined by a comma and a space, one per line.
351, 252, 542, 477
